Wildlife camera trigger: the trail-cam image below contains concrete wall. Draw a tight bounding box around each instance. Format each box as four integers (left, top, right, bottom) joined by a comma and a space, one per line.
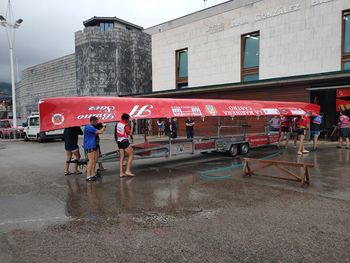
75, 27, 152, 96
16, 54, 76, 119
147, 0, 350, 91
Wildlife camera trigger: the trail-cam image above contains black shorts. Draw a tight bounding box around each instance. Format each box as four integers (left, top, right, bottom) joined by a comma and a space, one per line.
117, 140, 130, 149
281, 127, 290, 133
340, 128, 350, 139
297, 128, 306, 136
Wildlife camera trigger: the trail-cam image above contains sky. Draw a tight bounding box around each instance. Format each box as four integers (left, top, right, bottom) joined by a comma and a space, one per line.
0, 0, 228, 83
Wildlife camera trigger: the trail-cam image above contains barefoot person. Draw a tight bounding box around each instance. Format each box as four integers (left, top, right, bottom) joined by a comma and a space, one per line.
84, 116, 106, 182
64, 126, 83, 176
296, 113, 310, 155
337, 111, 350, 149
116, 113, 135, 177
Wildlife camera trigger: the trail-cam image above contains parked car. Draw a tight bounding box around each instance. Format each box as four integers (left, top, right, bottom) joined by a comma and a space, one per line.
0, 119, 24, 139
23, 113, 64, 142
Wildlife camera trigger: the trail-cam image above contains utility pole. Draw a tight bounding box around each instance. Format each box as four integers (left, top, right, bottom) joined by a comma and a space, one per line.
0, 0, 23, 132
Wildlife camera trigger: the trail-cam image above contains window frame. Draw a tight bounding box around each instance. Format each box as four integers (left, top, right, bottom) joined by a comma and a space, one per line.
342, 10, 350, 70
175, 48, 188, 89
241, 31, 260, 82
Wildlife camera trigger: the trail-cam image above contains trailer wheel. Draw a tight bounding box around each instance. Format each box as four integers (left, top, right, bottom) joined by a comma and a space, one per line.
228, 144, 238, 157
239, 143, 249, 155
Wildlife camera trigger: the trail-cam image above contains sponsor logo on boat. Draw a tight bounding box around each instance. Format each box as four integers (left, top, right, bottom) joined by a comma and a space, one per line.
171, 106, 202, 116
52, 113, 64, 126
205, 105, 217, 116
77, 105, 116, 121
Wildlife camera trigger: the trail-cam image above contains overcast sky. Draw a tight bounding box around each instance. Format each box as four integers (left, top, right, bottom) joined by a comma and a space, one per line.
0, 0, 228, 83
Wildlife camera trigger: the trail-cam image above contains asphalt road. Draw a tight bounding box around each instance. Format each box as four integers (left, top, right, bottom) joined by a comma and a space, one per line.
0, 139, 349, 262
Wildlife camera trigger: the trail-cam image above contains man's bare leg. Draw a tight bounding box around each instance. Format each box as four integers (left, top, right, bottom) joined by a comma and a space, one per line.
87, 151, 95, 178
313, 135, 319, 150
285, 133, 290, 148
73, 150, 81, 174
65, 151, 73, 175
298, 135, 304, 155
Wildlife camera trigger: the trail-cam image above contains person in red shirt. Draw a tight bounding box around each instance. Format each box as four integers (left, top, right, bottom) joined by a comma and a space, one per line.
116, 113, 134, 177
296, 113, 310, 155
278, 116, 292, 148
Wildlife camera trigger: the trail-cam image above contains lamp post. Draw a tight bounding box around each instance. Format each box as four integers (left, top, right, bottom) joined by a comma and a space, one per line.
0, 0, 23, 132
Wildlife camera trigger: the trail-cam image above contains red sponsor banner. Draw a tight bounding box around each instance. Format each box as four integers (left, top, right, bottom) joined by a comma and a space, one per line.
39, 97, 320, 132
336, 99, 350, 112
336, 88, 350, 98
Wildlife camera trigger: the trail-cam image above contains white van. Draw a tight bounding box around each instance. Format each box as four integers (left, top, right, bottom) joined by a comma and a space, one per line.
23, 113, 64, 142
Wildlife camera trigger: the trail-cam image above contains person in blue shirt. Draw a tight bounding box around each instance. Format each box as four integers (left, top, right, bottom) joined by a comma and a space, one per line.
310, 112, 323, 151
84, 116, 106, 182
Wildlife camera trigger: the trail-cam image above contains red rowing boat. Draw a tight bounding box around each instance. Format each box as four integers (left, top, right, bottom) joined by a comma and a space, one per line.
39, 97, 319, 132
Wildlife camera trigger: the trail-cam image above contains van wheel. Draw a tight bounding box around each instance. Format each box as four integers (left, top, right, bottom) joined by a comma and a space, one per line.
239, 143, 249, 155
24, 133, 29, 141
37, 134, 43, 143
228, 144, 238, 157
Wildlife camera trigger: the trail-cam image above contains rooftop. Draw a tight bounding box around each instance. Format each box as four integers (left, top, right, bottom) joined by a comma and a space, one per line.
83, 16, 144, 30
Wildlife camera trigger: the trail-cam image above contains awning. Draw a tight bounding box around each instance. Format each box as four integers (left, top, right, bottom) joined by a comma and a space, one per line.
307, 85, 350, 91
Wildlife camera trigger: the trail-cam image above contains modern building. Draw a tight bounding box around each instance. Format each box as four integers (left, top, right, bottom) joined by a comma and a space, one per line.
16, 17, 152, 118
144, 0, 350, 132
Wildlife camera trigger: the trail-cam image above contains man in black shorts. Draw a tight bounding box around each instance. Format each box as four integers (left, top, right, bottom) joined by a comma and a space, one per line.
64, 126, 83, 175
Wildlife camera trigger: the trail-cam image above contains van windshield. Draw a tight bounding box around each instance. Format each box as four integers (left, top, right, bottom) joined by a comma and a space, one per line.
29, 117, 39, 126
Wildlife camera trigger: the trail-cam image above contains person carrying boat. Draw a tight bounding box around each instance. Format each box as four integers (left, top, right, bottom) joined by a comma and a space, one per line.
116, 113, 135, 177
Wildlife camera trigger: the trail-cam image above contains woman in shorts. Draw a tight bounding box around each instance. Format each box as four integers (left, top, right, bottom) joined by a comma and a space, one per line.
337, 111, 350, 149
296, 114, 310, 155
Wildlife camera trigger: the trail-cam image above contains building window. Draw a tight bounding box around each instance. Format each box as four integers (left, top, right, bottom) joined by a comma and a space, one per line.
343, 11, 350, 70
176, 49, 188, 89
100, 22, 114, 32
241, 32, 260, 82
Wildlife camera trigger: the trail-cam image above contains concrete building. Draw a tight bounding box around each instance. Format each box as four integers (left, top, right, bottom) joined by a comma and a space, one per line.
144, 0, 350, 131
16, 17, 152, 119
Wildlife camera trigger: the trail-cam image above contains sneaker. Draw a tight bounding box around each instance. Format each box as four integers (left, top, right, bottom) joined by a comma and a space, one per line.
297, 151, 302, 155
86, 176, 97, 182
302, 150, 309, 153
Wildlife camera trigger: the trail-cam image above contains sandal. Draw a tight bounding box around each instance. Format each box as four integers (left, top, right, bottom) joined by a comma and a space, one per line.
74, 171, 83, 175
65, 172, 73, 176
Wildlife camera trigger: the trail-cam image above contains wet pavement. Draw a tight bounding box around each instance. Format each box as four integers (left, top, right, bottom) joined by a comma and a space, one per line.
0, 138, 349, 262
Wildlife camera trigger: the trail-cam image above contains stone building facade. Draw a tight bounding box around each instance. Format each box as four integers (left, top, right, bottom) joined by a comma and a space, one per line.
75, 25, 152, 96
16, 17, 152, 118
16, 54, 76, 118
